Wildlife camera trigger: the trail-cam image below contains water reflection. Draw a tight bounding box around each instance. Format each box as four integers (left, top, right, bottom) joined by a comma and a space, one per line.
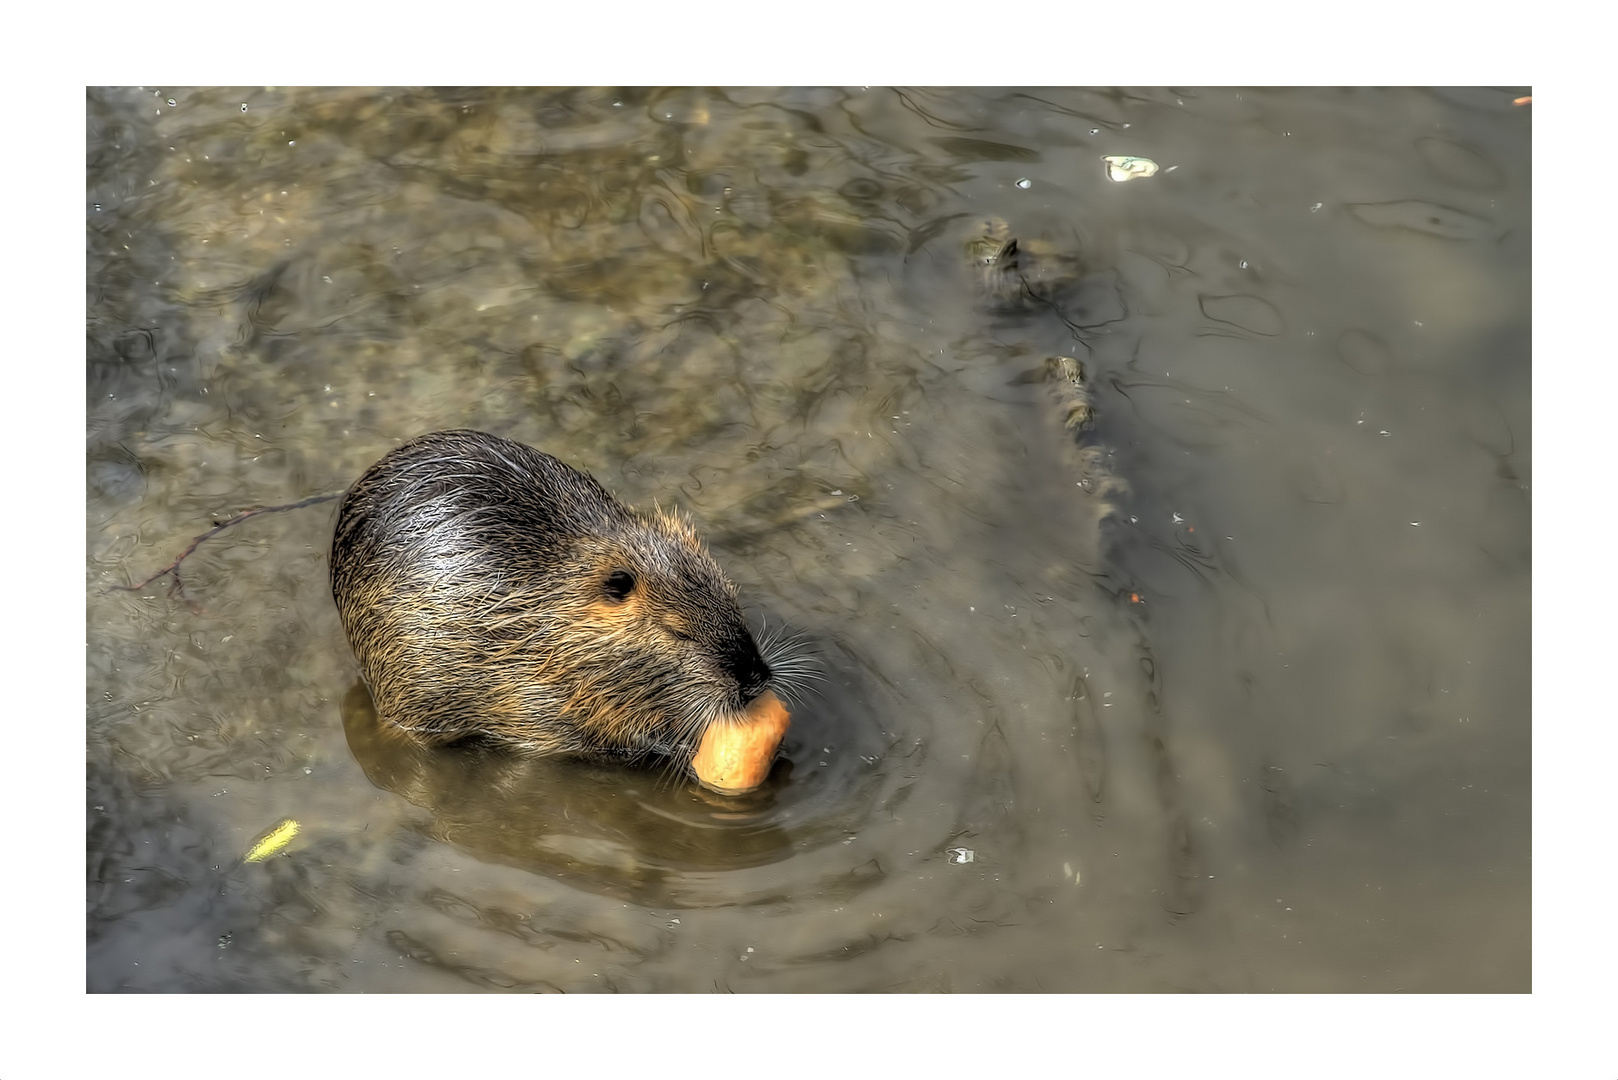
339, 660, 898, 896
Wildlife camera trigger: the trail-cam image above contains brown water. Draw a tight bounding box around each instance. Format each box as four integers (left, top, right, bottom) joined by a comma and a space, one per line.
86, 86, 1530, 993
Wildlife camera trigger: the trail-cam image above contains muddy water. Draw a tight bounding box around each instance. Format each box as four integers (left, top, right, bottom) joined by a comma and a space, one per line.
86, 87, 1530, 992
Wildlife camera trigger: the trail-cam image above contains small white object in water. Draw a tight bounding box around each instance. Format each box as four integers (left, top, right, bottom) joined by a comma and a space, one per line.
1102, 155, 1160, 182
947, 847, 975, 864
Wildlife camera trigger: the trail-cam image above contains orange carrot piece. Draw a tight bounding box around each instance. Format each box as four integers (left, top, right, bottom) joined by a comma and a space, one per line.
691, 690, 791, 795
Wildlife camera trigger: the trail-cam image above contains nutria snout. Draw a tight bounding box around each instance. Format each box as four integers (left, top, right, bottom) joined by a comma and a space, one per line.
330, 429, 781, 770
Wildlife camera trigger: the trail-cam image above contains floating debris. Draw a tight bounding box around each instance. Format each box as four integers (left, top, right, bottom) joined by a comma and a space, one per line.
1043, 356, 1094, 433
947, 847, 975, 864
1102, 155, 1160, 182
244, 818, 300, 862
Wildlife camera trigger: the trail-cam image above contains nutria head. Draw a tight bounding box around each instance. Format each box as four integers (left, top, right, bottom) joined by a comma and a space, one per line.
331, 429, 781, 768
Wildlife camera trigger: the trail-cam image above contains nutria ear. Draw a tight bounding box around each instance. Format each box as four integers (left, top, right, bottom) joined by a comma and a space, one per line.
652, 504, 704, 548
602, 569, 636, 602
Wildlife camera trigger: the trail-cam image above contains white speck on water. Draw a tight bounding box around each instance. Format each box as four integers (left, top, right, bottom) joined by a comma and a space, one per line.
1311, 202, 1323, 212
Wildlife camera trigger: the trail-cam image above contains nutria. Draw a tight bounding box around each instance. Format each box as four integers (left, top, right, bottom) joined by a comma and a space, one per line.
330, 429, 785, 773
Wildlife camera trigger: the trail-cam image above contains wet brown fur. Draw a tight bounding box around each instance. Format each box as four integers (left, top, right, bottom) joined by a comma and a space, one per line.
331, 429, 775, 766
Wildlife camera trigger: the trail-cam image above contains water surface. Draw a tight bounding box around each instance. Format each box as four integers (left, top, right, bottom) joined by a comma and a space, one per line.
87, 86, 1531, 992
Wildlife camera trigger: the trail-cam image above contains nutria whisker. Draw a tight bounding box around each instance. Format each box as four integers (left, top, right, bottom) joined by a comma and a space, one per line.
662, 708, 722, 792
754, 620, 822, 707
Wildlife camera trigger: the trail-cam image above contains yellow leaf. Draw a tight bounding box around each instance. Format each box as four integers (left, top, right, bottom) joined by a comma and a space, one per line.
244, 819, 300, 863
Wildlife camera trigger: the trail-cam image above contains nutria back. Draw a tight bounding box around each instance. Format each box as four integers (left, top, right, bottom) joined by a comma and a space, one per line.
330, 429, 773, 765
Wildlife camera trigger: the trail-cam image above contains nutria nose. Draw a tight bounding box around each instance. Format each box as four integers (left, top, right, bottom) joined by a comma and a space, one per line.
728, 636, 772, 703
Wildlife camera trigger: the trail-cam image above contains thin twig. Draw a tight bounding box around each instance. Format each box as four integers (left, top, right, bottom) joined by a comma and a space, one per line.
108, 492, 341, 610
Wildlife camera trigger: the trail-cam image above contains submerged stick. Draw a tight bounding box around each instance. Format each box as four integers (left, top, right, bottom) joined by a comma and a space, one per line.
108, 492, 341, 610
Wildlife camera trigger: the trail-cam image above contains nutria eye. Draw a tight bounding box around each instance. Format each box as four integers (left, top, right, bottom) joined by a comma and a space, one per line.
603, 569, 636, 602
